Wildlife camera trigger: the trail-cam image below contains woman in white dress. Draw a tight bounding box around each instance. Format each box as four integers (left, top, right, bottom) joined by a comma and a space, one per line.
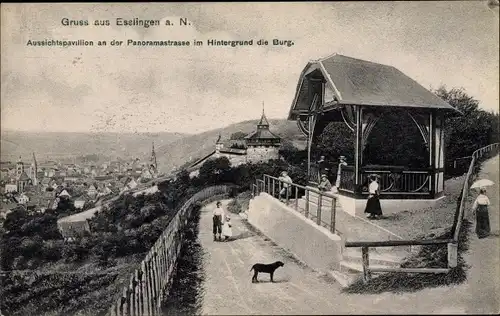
364, 174, 383, 219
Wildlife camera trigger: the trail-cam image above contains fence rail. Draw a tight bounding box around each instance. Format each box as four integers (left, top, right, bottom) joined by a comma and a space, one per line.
345, 143, 499, 283
107, 185, 231, 316
253, 174, 338, 234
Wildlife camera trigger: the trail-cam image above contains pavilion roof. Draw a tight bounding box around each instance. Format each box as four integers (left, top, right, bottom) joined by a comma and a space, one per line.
289, 54, 458, 119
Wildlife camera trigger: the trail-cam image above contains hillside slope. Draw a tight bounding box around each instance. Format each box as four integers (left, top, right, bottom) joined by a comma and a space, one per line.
1, 130, 187, 162
156, 118, 306, 173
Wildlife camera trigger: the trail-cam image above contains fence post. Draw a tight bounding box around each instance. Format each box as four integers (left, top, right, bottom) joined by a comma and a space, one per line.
286, 183, 290, 203
138, 266, 145, 316
317, 194, 322, 226
362, 246, 371, 283
122, 288, 129, 316
294, 186, 298, 210
330, 197, 336, 233
447, 242, 458, 268
272, 178, 276, 197
305, 189, 310, 218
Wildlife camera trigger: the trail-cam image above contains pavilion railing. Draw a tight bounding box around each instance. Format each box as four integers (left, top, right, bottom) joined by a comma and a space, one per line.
345, 143, 499, 283
338, 166, 432, 195
252, 174, 338, 234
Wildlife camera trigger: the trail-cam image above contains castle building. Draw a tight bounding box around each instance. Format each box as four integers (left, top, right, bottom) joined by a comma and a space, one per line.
244, 108, 281, 163
187, 106, 282, 177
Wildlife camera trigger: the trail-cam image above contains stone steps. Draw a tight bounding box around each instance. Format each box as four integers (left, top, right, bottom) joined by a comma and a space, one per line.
275, 193, 410, 288
330, 249, 408, 287
342, 247, 407, 268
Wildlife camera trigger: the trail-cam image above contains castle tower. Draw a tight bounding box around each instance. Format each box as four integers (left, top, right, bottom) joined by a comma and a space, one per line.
215, 133, 224, 157
244, 102, 281, 163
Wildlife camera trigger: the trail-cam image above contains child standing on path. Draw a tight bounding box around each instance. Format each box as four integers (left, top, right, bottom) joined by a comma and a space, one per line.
222, 215, 233, 241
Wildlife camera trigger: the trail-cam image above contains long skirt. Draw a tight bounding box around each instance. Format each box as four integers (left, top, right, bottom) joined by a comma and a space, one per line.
364, 195, 383, 216
222, 222, 233, 237
213, 215, 222, 235
475, 204, 490, 239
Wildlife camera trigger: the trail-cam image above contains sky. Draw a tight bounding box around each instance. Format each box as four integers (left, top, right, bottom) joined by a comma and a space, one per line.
1, 2, 499, 134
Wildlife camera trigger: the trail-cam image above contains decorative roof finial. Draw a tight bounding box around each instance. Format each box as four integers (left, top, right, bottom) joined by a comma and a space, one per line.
258, 101, 269, 127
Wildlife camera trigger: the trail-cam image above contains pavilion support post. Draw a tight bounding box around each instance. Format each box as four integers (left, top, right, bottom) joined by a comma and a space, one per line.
429, 111, 436, 198
354, 106, 363, 192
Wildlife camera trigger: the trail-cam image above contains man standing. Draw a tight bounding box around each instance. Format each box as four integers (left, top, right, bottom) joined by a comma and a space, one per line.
213, 201, 225, 241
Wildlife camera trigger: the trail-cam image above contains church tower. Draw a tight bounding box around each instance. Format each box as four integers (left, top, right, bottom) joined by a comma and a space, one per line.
149, 141, 158, 176
16, 156, 24, 178
31, 152, 38, 186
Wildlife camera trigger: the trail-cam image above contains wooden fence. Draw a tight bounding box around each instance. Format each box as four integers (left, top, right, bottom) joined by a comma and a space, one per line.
107, 185, 231, 316
345, 143, 499, 282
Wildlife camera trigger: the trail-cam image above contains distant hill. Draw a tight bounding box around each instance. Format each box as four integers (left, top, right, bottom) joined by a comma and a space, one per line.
156, 118, 307, 173
0, 130, 187, 163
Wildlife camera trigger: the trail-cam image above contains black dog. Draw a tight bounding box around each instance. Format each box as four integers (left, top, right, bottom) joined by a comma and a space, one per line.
250, 261, 284, 283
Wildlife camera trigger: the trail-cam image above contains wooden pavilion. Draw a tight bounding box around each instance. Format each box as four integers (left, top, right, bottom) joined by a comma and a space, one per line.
288, 54, 460, 201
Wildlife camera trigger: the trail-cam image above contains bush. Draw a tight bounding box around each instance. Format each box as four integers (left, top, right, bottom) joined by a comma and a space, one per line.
226, 199, 242, 214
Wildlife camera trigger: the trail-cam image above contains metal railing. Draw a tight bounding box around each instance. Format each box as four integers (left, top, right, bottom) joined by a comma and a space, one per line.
345, 143, 499, 283
253, 174, 338, 234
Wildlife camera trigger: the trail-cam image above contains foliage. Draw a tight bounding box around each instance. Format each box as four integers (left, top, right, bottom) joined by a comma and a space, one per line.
435, 86, 499, 161
312, 121, 355, 164
230, 131, 248, 140
363, 109, 429, 168
1, 208, 62, 270
226, 199, 242, 214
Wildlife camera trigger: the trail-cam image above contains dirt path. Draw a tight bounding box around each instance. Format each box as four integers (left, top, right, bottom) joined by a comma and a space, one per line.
461, 155, 500, 314
196, 200, 490, 315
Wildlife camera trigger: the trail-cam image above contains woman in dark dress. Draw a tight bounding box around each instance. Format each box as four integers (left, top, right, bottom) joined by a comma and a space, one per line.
471, 188, 491, 239
364, 175, 383, 219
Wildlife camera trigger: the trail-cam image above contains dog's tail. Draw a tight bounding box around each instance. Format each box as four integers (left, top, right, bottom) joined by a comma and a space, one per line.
249, 265, 254, 272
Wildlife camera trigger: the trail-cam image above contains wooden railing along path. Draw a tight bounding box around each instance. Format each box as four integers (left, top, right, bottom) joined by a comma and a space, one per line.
107, 185, 231, 316
345, 143, 499, 282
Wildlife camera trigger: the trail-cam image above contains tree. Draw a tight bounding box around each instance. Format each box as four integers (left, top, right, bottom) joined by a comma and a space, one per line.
434, 86, 498, 161
198, 157, 232, 183
230, 131, 247, 140
363, 109, 429, 168
312, 121, 355, 164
